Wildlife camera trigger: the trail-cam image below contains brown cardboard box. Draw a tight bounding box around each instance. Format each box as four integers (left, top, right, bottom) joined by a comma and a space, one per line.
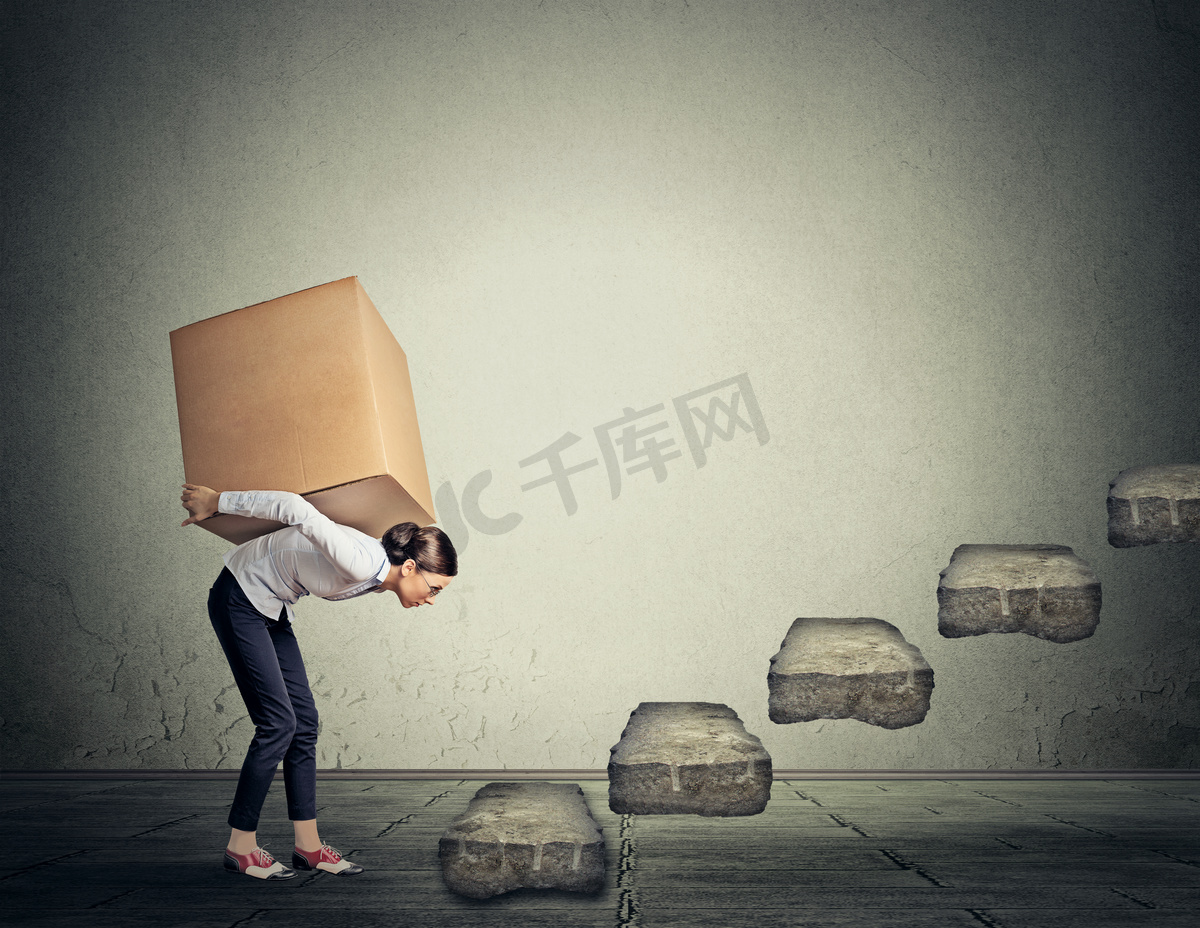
170, 277, 436, 544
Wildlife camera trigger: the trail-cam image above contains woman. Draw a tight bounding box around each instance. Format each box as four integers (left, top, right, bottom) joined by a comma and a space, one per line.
180, 484, 458, 880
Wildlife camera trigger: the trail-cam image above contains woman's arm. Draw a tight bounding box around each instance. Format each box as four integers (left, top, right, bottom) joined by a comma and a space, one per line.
180, 483, 221, 526
185, 486, 385, 582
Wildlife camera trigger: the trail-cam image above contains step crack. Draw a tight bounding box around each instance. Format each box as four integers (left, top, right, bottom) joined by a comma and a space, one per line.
87, 888, 139, 909
1111, 887, 1157, 909
878, 849, 947, 887
1044, 814, 1114, 838
828, 813, 871, 837
1150, 848, 1199, 868
376, 814, 413, 838
132, 813, 201, 837
228, 909, 269, 928
0, 849, 88, 882
973, 790, 1018, 806
615, 814, 639, 927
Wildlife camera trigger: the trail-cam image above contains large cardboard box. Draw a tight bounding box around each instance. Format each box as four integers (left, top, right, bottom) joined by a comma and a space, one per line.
170, 277, 436, 544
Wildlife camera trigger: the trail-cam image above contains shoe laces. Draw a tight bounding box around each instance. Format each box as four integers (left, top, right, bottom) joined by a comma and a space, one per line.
252, 846, 277, 867
321, 844, 342, 862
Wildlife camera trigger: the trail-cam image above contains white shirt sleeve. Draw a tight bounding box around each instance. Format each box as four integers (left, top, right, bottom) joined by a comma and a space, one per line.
218, 490, 383, 583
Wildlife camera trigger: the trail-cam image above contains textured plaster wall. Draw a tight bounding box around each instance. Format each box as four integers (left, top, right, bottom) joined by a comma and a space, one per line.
2, 0, 1198, 772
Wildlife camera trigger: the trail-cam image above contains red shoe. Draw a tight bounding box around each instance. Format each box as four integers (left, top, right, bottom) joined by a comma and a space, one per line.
291, 844, 364, 876
223, 846, 296, 880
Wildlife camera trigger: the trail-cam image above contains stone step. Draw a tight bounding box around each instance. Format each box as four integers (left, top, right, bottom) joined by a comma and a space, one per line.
768, 617, 934, 730
608, 702, 772, 817
438, 782, 605, 899
937, 544, 1101, 643
1108, 464, 1200, 547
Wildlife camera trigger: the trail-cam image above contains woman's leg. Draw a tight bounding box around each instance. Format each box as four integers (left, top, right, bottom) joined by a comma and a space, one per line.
207, 569, 298, 841
265, 614, 364, 875
293, 819, 322, 852
263, 616, 320, 841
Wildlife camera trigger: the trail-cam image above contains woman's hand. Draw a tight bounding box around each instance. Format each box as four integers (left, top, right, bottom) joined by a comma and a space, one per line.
180, 484, 221, 526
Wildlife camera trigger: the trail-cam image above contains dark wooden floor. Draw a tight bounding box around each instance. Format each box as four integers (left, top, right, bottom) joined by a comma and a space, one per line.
2, 777, 1199, 927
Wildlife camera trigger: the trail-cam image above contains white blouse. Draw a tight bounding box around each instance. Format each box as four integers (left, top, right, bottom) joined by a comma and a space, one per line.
219, 490, 390, 621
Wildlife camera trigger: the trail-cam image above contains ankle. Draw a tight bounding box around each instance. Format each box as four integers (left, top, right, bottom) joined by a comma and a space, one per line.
292, 818, 322, 853
228, 828, 258, 856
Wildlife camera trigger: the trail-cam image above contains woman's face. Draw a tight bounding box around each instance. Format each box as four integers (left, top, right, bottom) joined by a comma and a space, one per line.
398, 562, 452, 608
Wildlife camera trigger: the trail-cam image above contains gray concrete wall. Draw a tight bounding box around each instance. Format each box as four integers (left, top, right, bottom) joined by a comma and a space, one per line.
3, 0, 1197, 771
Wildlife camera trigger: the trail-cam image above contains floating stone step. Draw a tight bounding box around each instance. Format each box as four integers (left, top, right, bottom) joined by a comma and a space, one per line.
938, 544, 1101, 643
767, 617, 934, 730
438, 782, 605, 899
1108, 464, 1200, 547
608, 702, 772, 817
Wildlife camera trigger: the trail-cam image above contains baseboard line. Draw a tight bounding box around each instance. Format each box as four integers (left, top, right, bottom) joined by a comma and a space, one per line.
2, 768, 1198, 780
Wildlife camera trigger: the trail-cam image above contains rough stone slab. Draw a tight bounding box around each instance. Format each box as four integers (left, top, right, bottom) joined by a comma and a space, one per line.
768, 617, 934, 730
1108, 464, 1200, 547
438, 782, 604, 899
938, 544, 1101, 643
608, 703, 772, 817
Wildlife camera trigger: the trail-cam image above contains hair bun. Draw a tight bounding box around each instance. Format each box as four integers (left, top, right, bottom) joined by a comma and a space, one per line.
381, 521, 458, 577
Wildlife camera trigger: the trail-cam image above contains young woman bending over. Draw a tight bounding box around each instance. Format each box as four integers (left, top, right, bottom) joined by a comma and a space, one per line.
180, 484, 458, 880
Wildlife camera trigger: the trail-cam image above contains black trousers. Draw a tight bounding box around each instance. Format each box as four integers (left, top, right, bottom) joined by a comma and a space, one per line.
207, 568, 318, 831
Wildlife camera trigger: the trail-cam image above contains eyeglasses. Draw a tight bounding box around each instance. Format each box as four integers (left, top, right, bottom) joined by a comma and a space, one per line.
416, 567, 441, 598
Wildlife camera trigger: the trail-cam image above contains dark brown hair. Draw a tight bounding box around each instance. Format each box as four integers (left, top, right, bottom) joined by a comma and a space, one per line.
382, 522, 458, 577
